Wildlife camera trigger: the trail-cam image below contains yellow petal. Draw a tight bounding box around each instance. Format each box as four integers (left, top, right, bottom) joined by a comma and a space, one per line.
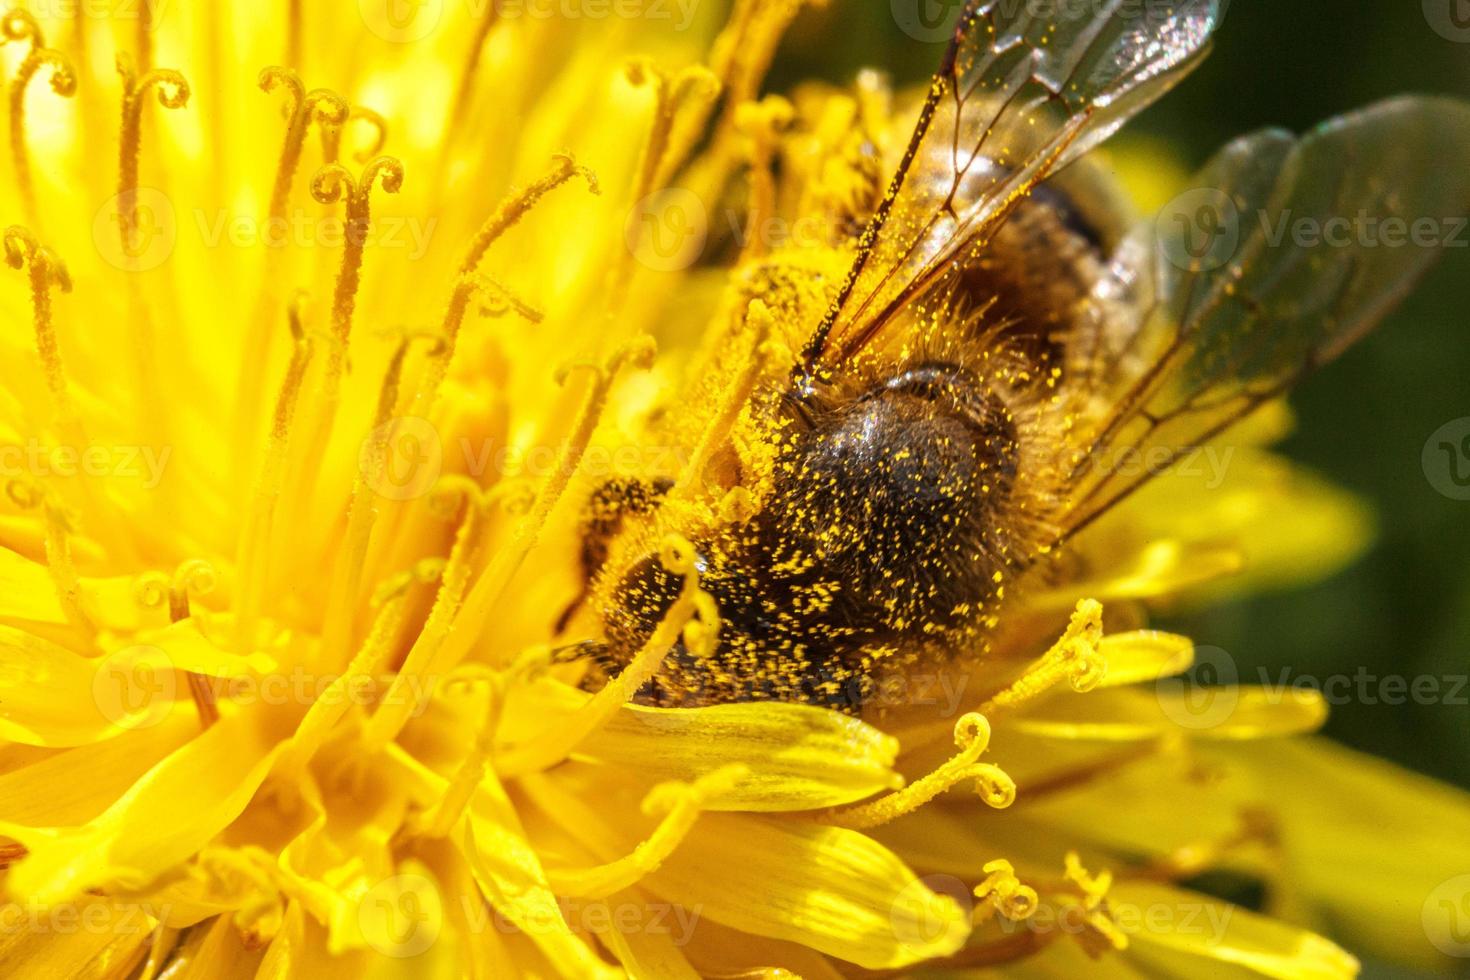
0, 897, 153, 980
0, 712, 194, 826
1106, 451, 1373, 607
1012, 687, 1327, 742
0, 705, 294, 902
1095, 631, 1195, 688
494, 678, 902, 810
1113, 881, 1358, 979
645, 812, 969, 969
588, 889, 702, 980
449, 758, 621, 980
1210, 737, 1470, 970
0, 548, 65, 624
579, 700, 901, 812
0, 624, 272, 747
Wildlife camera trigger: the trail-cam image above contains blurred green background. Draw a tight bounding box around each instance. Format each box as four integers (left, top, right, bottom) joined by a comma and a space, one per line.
771, 0, 1470, 790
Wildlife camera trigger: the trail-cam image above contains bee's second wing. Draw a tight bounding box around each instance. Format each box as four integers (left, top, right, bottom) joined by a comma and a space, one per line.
801, 0, 1226, 374
1061, 95, 1470, 535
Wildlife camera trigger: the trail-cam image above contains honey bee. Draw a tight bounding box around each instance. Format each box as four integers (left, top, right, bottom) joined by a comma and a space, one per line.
563, 0, 1470, 711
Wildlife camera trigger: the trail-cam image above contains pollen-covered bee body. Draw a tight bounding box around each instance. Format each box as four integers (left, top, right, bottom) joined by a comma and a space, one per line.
598, 352, 1036, 708
572, 0, 1470, 712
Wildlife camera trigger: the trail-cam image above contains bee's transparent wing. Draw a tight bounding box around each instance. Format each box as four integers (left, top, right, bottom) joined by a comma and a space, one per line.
800, 0, 1226, 373
1062, 96, 1470, 534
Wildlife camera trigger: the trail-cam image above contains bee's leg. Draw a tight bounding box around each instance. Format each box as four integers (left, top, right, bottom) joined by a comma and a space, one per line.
554, 476, 673, 635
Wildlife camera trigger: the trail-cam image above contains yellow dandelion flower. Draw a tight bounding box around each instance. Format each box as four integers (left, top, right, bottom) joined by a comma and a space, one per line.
1, 2, 1469, 978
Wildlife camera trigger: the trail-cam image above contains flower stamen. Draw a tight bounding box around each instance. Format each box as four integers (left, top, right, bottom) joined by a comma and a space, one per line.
409, 671, 506, 840
3, 12, 76, 224
361, 477, 502, 749
319, 331, 443, 663
668, 298, 774, 509
258, 69, 350, 232
497, 532, 714, 777
165, 559, 222, 728
117, 58, 190, 263
4, 226, 73, 411
310, 156, 406, 384
235, 296, 316, 651
446, 9, 501, 134
733, 97, 793, 263
233, 72, 350, 464
432, 337, 658, 682
544, 765, 747, 899
974, 859, 1040, 923
322, 104, 387, 165
413, 272, 542, 417
4, 477, 94, 637
810, 712, 1016, 829
455, 152, 599, 281
981, 599, 1107, 715
1062, 852, 1128, 954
